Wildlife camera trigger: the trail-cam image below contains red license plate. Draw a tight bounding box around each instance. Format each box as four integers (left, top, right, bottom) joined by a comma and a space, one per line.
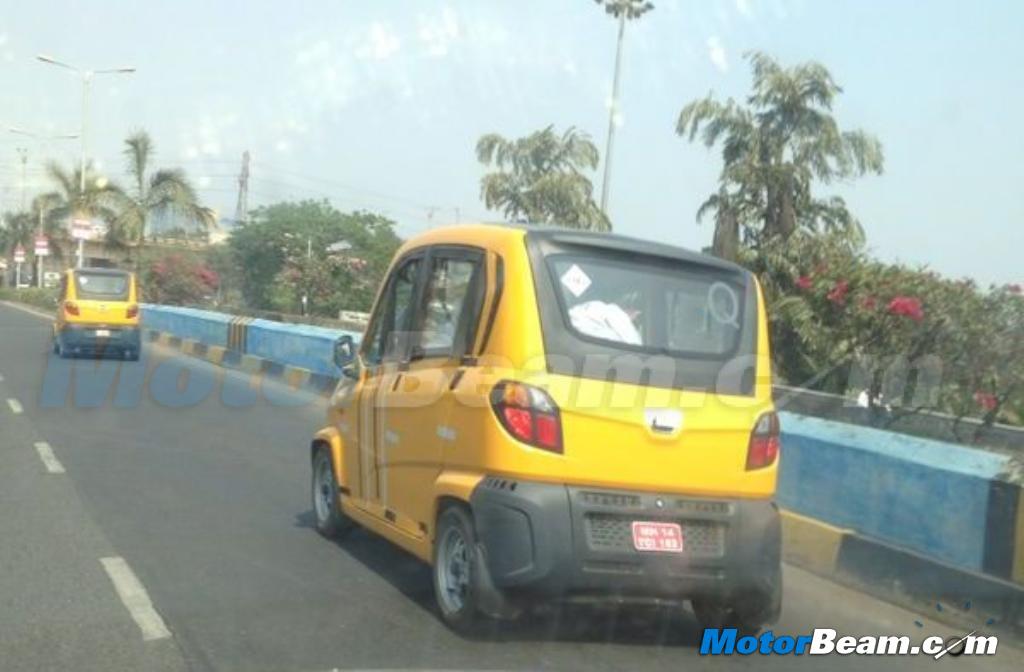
631, 521, 684, 553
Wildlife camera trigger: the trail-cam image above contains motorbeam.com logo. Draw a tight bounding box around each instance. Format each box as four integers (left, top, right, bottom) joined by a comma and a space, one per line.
700, 628, 998, 658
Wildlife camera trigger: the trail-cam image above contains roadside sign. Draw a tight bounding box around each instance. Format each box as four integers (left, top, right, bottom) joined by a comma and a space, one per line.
14, 245, 26, 264
35, 236, 50, 257
71, 218, 93, 241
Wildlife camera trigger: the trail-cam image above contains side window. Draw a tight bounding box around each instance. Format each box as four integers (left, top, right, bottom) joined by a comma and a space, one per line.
363, 257, 422, 365
413, 253, 485, 359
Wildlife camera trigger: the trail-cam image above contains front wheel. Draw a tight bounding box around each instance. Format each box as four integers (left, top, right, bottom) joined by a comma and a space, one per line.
311, 446, 354, 539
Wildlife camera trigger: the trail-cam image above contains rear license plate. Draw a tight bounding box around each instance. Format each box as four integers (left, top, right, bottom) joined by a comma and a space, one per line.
94, 329, 110, 337
632, 521, 684, 553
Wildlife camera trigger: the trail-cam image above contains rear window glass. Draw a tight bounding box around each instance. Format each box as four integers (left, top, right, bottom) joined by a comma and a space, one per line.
75, 272, 130, 300
547, 255, 745, 358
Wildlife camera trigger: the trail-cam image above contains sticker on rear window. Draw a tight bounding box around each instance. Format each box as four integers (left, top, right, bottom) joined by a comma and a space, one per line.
560, 264, 592, 298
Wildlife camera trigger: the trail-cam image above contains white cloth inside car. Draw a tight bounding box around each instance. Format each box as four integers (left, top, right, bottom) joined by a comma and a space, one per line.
568, 300, 642, 345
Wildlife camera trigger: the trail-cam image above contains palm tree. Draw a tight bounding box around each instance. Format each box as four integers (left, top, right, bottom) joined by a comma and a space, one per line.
109, 131, 215, 261
476, 125, 611, 231
37, 162, 122, 262
1, 211, 34, 256
677, 51, 883, 258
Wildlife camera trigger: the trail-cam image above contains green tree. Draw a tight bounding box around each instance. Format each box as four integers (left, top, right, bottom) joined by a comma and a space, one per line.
476, 125, 611, 231
228, 200, 402, 315
109, 131, 216, 264
677, 52, 884, 259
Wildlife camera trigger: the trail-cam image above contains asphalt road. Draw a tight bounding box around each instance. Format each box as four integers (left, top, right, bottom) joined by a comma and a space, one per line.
0, 300, 1019, 671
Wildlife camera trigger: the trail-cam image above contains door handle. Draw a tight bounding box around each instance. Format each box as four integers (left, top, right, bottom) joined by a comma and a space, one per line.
391, 374, 403, 392
448, 369, 466, 390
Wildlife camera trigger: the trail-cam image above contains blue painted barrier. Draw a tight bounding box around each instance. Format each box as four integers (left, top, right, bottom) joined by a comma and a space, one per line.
141, 305, 233, 348
777, 411, 1012, 573
245, 318, 361, 377
141, 304, 361, 377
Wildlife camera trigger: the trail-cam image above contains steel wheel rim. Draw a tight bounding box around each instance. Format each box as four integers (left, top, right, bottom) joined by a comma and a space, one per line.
313, 455, 334, 523
437, 526, 471, 614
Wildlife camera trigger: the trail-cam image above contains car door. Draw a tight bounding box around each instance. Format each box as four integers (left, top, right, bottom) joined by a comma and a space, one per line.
352, 252, 426, 509
381, 246, 488, 537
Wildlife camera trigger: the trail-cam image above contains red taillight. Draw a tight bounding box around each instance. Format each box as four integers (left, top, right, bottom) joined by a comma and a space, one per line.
64, 301, 80, 316
126, 304, 139, 319
490, 381, 563, 453
746, 412, 780, 470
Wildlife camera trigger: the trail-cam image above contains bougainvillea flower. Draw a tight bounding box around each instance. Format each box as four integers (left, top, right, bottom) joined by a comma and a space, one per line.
827, 280, 849, 305
887, 296, 924, 322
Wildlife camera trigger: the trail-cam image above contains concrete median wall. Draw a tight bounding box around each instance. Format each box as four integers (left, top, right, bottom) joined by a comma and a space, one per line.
141, 305, 233, 348
245, 318, 360, 377
778, 411, 1016, 574
142, 304, 361, 378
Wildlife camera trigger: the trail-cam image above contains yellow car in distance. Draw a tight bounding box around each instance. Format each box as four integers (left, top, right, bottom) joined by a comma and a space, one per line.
53, 267, 142, 361
311, 224, 781, 633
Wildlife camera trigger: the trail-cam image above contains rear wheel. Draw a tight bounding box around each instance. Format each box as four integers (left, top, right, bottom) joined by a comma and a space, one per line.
311, 446, 354, 539
433, 506, 490, 633
692, 567, 782, 635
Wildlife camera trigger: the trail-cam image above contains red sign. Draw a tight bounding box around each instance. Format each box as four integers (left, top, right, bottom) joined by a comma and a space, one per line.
14, 245, 26, 264
34, 236, 50, 257
632, 521, 684, 553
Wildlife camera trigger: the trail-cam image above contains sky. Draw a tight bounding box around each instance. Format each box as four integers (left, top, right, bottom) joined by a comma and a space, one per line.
0, 0, 1022, 285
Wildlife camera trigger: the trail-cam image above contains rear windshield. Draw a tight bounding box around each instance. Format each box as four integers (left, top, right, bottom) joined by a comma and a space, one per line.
548, 255, 745, 358
75, 272, 130, 301
527, 234, 759, 395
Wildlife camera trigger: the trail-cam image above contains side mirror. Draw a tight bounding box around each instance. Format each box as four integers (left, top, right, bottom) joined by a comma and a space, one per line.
333, 334, 356, 369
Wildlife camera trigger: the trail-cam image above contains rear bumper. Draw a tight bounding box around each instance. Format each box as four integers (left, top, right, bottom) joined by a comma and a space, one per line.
59, 325, 141, 354
469, 478, 780, 603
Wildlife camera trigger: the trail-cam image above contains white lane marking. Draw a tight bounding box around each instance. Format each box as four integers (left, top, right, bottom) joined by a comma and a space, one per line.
99, 557, 172, 641
0, 300, 54, 321
7, 398, 23, 414
34, 442, 65, 474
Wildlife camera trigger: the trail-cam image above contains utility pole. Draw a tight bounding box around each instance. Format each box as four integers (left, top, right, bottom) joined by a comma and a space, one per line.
37, 209, 44, 289
16, 148, 28, 211
596, 0, 654, 217
599, 11, 625, 215
235, 150, 250, 225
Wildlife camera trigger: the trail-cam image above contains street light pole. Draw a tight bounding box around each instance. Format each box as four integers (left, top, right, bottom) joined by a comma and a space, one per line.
595, 0, 653, 219
599, 11, 626, 215
36, 54, 135, 269
16, 147, 28, 211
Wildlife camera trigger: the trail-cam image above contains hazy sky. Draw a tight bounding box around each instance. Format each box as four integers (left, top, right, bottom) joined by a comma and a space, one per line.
1, 0, 1021, 284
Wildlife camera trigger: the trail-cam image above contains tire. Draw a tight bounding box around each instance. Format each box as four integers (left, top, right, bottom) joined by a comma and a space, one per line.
692, 567, 782, 636
433, 505, 490, 633
311, 446, 354, 539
